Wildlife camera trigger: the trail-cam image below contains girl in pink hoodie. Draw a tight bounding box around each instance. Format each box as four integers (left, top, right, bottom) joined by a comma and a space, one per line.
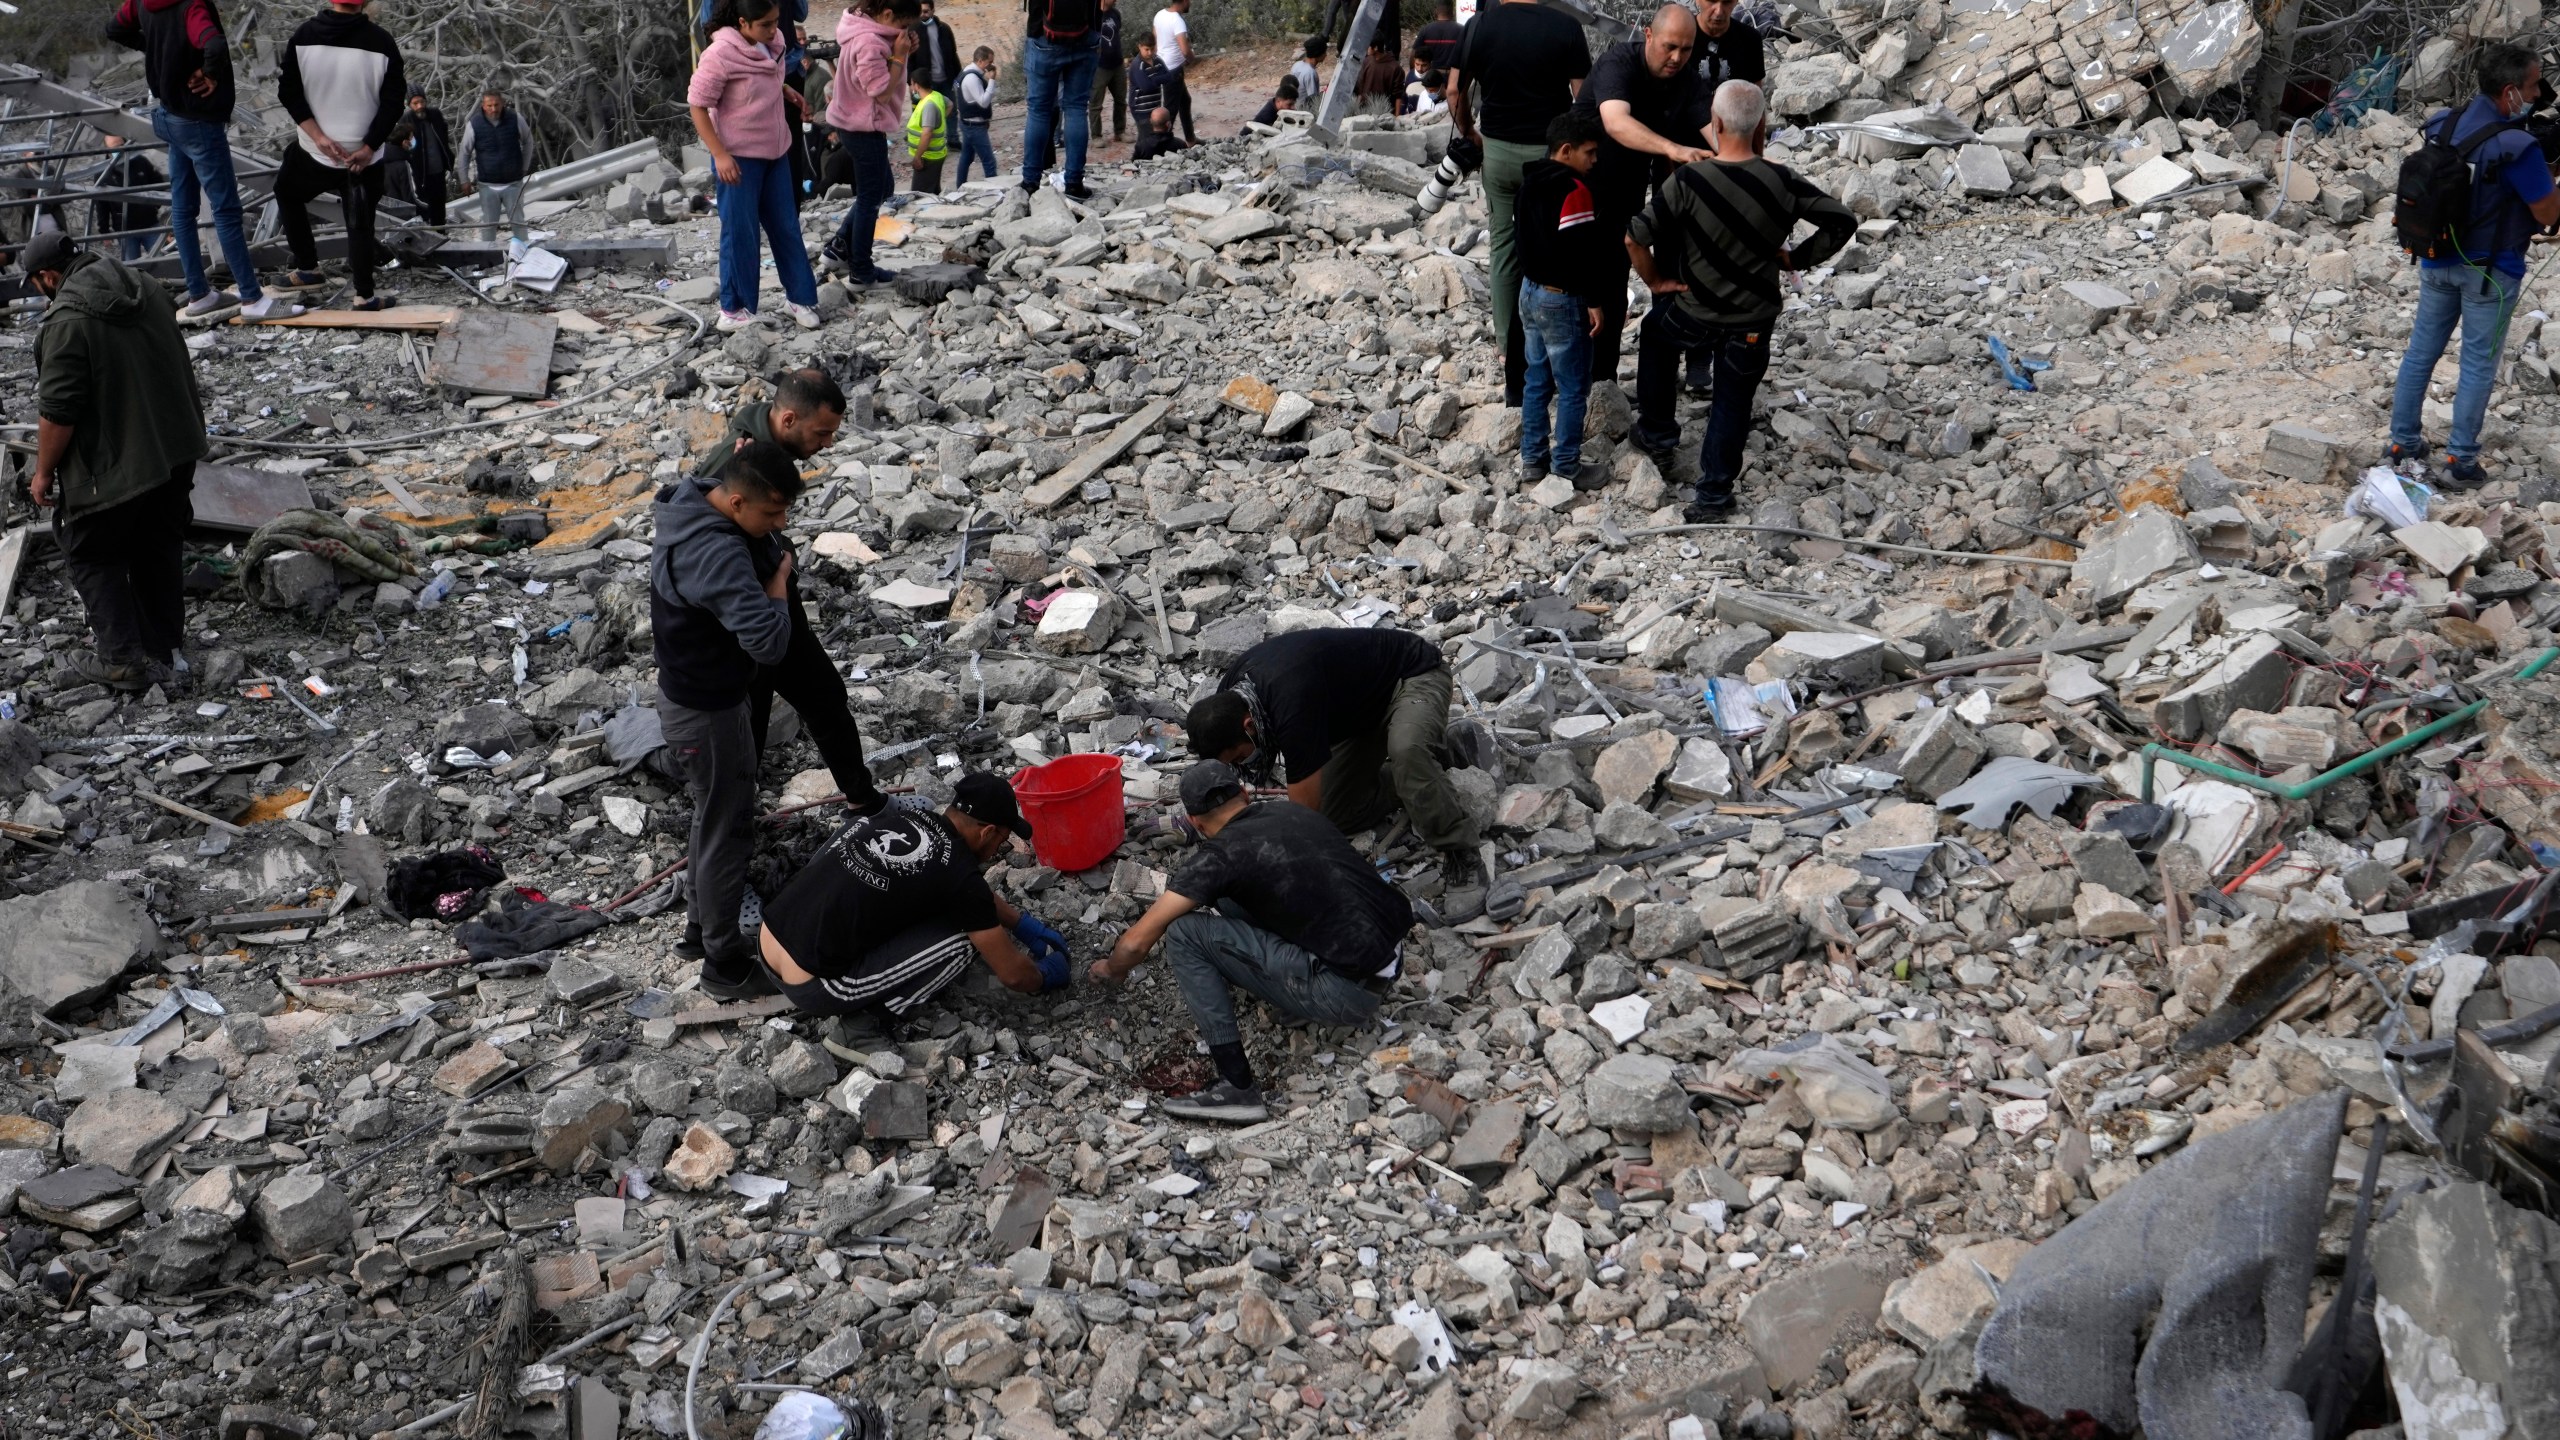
820, 0, 913, 285
688, 0, 822, 330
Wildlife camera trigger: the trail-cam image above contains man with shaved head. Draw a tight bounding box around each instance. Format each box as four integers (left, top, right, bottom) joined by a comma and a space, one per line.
1564, 3, 1704, 408
1627, 80, 1854, 522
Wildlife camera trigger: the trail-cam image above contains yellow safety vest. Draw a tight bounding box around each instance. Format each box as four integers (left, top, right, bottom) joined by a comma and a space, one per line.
906, 92, 949, 161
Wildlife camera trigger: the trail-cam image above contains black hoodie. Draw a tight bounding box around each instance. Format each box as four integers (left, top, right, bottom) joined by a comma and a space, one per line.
649, 477, 793, 713
1515, 157, 1615, 307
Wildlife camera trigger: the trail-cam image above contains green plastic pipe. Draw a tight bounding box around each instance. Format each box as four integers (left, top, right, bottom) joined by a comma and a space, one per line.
2137, 645, 2559, 803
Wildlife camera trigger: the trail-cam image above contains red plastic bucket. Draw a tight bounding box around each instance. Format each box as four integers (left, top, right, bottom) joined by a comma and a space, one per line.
1009, 754, 1127, 872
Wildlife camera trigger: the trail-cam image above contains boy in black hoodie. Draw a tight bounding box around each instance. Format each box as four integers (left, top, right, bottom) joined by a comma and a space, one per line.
1513, 108, 1611, 485
652, 431, 881, 998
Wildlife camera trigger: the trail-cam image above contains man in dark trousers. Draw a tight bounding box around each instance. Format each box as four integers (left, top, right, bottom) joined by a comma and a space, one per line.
103, 0, 297, 322
1093, 761, 1415, 1125
461, 88, 535, 255
1574, 5, 1702, 386
1628, 80, 1855, 522
1682, 0, 1766, 394
402, 87, 453, 226
1183, 627, 1480, 878
1088, 0, 1129, 144
757, 774, 1070, 1049
658, 372, 886, 997
90, 134, 165, 262
1447, 0, 1590, 405
22, 232, 204, 694
274, 0, 405, 309
912, 0, 965, 109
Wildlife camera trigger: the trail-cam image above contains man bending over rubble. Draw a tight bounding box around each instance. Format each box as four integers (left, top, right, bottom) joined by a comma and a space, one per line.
655, 403, 883, 999
1092, 761, 1416, 1124
1184, 626, 1483, 883
758, 772, 1070, 1051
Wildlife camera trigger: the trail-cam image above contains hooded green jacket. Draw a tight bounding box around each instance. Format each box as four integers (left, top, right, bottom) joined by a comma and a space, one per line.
35, 251, 207, 519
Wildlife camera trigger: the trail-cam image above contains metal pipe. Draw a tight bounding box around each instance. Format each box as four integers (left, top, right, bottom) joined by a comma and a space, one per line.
2138, 646, 2559, 803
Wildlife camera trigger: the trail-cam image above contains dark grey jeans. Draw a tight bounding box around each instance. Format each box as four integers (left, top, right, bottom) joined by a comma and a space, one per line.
1163, 911, 1380, 1049
659, 692, 758, 965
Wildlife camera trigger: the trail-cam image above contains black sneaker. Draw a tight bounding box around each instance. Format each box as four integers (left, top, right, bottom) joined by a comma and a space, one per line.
700, 957, 776, 1002
1684, 497, 1737, 525
67, 650, 152, 694
673, 922, 707, 962
819, 1010, 893, 1063
1566, 465, 1607, 492
1063, 181, 1093, 200
819, 238, 855, 275
2440, 454, 2491, 491
1161, 1080, 1269, 1124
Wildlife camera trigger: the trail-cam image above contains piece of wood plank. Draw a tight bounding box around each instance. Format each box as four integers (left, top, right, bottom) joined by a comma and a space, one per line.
1024, 399, 1173, 510
190, 462, 314, 535
0, 525, 28, 617
430, 309, 560, 400
245, 305, 458, 331
138, 790, 247, 835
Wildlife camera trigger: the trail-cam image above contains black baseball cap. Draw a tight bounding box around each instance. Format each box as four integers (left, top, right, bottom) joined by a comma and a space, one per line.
1179, 760, 1248, 817
952, 772, 1034, 840
20, 231, 74, 277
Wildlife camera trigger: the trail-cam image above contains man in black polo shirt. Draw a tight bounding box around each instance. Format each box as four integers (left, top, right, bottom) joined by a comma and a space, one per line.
1448, 0, 1590, 405
1574, 4, 1702, 389
758, 773, 1070, 1047
1093, 763, 1414, 1124
1183, 627, 1481, 873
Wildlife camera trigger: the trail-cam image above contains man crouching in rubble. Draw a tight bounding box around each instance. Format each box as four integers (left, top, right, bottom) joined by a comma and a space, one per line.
23, 230, 206, 695
756, 772, 1071, 1053
653, 432, 879, 999
1091, 762, 1416, 1125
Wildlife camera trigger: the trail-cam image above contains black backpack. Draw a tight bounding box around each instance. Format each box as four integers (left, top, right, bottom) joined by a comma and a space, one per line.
1039, 0, 1096, 43
2396, 111, 2522, 260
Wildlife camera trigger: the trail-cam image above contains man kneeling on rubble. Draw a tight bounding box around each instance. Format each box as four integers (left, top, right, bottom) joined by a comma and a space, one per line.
1183, 627, 1484, 883
1091, 762, 1415, 1124
757, 773, 1070, 1052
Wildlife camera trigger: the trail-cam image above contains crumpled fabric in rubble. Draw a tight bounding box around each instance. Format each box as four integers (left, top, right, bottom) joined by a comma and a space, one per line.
384, 844, 506, 921
240, 507, 422, 606
1966, 1088, 2349, 1440
456, 889, 607, 961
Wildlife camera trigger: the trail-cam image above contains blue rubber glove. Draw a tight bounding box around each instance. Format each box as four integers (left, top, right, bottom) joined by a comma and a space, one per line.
1035, 948, 1072, 993
1012, 914, 1068, 960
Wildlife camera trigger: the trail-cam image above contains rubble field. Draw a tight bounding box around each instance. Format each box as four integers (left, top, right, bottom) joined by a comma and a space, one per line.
5, 39, 2560, 1440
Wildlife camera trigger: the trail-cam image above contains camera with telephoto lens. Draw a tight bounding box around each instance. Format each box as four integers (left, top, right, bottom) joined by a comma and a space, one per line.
1417, 134, 1484, 216
803, 37, 841, 61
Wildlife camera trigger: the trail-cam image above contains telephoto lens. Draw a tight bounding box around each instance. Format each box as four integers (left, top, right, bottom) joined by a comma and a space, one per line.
1415, 135, 1483, 217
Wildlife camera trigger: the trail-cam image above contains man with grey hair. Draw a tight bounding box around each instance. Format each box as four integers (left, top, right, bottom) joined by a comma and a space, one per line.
1626, 79, 1853, 521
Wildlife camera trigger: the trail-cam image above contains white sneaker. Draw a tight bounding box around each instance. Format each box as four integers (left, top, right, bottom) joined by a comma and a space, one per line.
716, 309, 760, 332
238, 293, 304, 322
179, 290, 242, 325
785, 301, 821, 330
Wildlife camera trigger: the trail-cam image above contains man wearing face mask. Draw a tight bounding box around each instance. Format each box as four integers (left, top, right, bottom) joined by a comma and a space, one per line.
757, 772, 1070, 1051
21, 230, 205, 696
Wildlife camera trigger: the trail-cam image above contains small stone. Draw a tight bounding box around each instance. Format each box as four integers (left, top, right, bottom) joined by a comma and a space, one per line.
535, 1087, 631, 1173
663, 1122, 736, 1191
62, 1087, 191, 1177
1584, 1054, 1691, 1132
255, 1173, 355, 1260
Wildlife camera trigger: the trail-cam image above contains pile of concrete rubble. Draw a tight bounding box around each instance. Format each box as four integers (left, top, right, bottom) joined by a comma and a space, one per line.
2, 77, 2560, 1440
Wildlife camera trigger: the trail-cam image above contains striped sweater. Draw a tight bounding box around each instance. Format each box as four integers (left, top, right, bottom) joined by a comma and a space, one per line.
1628, 156, 1856, 328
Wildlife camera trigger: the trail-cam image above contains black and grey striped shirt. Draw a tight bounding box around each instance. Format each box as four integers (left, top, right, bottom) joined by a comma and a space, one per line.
1628, 156, 1856, 328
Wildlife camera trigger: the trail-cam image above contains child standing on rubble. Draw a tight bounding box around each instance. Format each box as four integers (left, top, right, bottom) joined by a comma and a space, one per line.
820, 0, 912, 284
688, 0, 825, 332
1513, 109, 1612, 485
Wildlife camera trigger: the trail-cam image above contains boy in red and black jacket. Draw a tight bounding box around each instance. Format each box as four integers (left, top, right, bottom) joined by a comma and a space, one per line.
1512, 108, 1612, 485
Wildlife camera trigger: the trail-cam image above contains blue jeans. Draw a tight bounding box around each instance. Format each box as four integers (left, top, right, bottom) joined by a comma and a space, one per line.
1519, 280, 1593, 476
2392, 262, 2520, 462
1020, 37, 1096, 188
827, 131, 893, 276
955, 123, 998, 186
152, 108, 261, 302
715, 152, 819, 315
1634, 302, 1772, 507
1162, 911, 1380, 1049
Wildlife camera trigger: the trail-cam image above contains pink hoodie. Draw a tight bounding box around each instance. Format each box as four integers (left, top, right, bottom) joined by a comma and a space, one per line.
828, 9, 906, 135
686, 24, 791, 160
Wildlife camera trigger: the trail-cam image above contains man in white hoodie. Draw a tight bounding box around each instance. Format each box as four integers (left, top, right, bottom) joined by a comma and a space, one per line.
273, 0, 405, 309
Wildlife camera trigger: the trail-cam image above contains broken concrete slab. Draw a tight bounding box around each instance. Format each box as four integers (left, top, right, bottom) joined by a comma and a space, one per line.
0, 881, 161, 1017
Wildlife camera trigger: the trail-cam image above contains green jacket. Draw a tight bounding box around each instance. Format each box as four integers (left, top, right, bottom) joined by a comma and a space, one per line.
691, 401, 778, 480
35, 251, 206, 519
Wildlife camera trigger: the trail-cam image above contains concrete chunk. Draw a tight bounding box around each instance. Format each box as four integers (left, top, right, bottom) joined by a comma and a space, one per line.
2153, 632, 2291, 742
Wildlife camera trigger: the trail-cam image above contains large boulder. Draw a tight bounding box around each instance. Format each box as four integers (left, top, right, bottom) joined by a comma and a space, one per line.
0, 880, 159, 1017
